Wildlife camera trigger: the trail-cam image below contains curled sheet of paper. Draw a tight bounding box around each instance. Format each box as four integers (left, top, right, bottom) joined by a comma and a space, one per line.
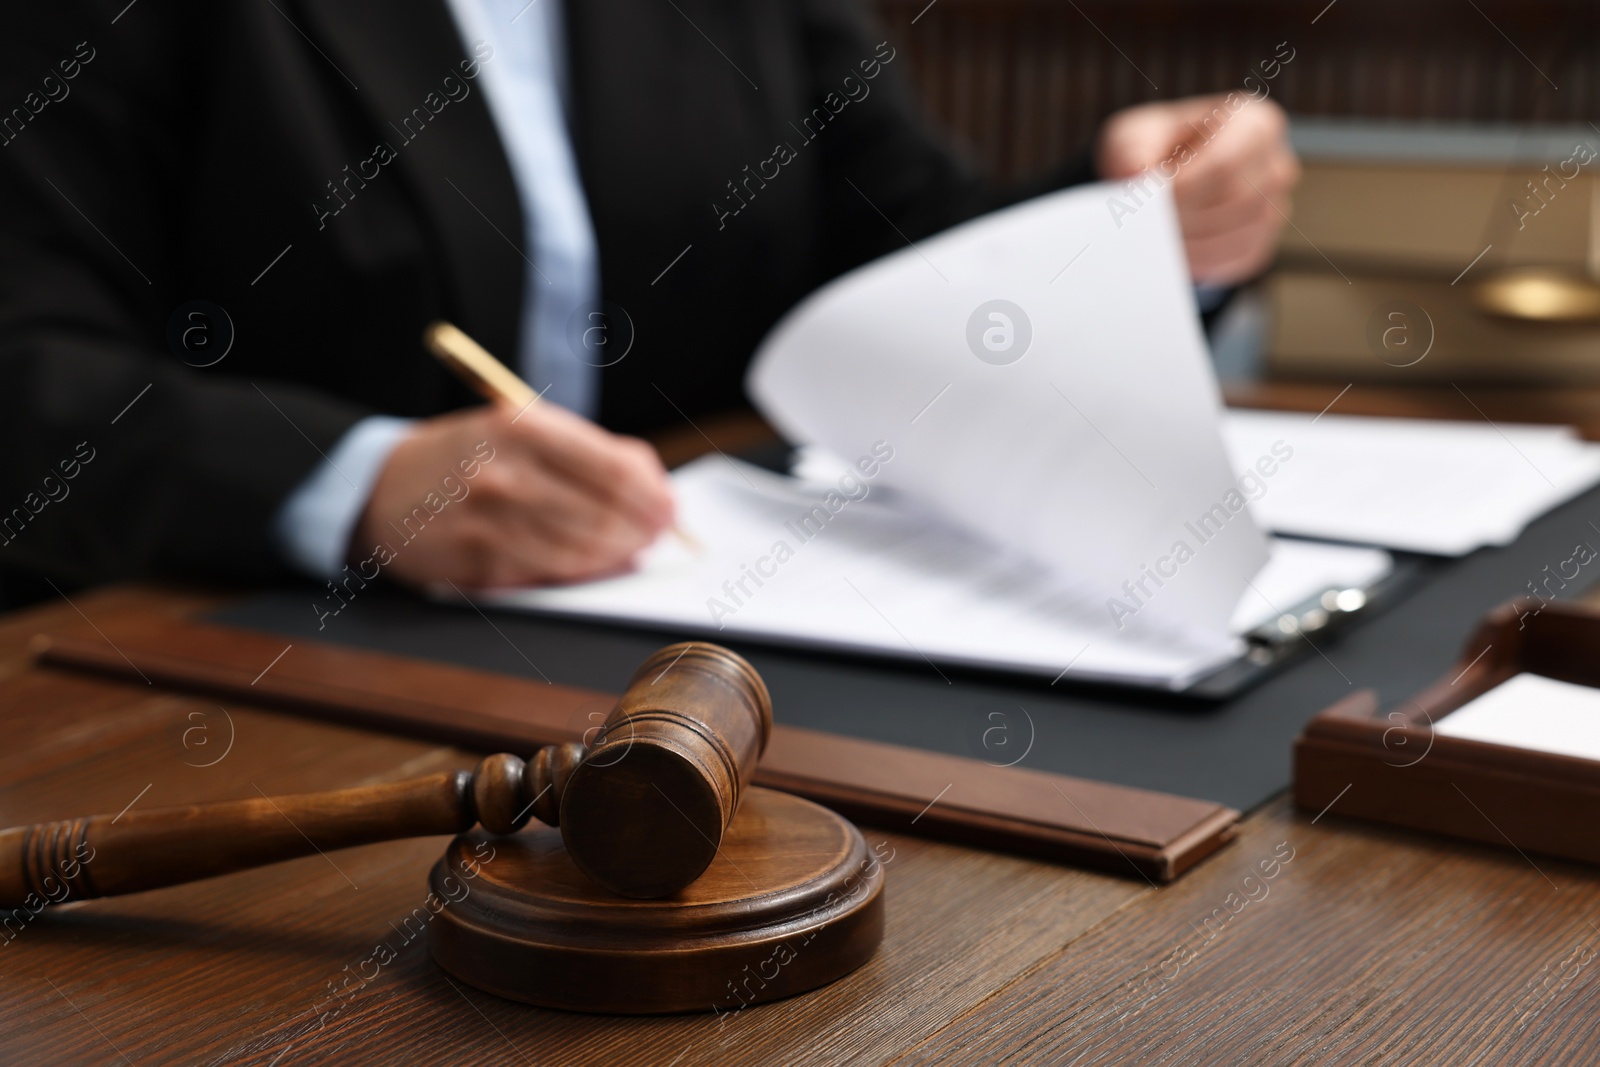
747, 179, 1268, 641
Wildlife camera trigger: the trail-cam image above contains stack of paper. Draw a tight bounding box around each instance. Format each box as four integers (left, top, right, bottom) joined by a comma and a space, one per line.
1436, 673, 1600, 762
489, 457, 1392, 689
1222, 411, 1600, 555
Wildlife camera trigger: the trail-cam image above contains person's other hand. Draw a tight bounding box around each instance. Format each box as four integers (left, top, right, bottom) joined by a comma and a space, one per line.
1095, 93, 1300, 286
352, 401, 675, 589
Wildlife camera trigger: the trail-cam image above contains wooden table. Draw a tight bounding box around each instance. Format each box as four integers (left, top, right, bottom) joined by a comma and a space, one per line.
3, 585, 1599, 1066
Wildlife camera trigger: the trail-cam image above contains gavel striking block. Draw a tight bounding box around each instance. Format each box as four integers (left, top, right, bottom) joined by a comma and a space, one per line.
430, 787, 886, 1014
0, 641, 770, 905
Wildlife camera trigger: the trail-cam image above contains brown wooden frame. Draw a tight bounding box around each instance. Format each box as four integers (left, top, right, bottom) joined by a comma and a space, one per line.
32, 606, 1239, 882
1294, 599, 1600, 864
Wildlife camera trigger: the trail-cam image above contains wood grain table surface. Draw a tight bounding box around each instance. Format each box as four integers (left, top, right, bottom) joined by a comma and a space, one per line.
3, 585, 1598, 1067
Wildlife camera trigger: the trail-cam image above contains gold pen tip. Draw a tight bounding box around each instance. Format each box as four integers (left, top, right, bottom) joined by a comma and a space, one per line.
422, 320, 452, 349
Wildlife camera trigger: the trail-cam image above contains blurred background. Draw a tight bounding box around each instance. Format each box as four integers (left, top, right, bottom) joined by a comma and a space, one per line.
873, 0, 1600, 397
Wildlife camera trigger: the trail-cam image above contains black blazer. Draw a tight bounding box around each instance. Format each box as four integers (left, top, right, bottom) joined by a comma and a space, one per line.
0, 0, 1090, 587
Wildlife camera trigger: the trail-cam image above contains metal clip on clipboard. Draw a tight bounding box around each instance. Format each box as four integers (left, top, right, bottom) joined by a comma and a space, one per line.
1186, 555, 1425, 699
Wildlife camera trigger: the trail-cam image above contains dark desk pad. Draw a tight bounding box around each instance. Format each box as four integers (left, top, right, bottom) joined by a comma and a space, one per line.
211, 482, 1600, 813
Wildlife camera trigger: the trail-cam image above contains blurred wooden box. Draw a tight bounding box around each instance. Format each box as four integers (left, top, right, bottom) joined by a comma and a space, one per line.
1294, 601, 1600, 867
1280, 159, 1600, 277
1267, 270, 1600, 384
1264, 125, 1600, 383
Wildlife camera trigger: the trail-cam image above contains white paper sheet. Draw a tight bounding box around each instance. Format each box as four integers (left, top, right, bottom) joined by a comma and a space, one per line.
746, 181, 1269, 642
1222, 410, 1600, 555
485, 457, 1391, 690
1436, 673, 1600, 762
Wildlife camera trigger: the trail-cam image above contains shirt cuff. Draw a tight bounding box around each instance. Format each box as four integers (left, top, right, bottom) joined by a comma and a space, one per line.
1195, 283, 1232, 313
273, 415, 415, 580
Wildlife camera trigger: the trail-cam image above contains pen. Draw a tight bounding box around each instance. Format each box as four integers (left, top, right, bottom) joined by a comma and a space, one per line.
422, 320, 701, 553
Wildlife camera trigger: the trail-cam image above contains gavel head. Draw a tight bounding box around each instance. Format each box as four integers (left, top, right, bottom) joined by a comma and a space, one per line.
566, 642, 772, 897
474, 642, 772, 899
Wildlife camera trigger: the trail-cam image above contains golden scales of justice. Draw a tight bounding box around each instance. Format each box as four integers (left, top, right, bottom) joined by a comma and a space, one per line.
0, 644, 884, 1014
1474, 267, 1600, 322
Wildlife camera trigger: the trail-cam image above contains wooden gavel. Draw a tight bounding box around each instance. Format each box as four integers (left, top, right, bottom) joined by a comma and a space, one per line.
0, 642, 770, 903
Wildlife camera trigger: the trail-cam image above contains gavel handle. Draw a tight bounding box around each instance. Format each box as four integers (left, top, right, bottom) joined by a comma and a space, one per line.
0, 743, 587, 909
0, 746, 584, 909
0, 773, 475, 909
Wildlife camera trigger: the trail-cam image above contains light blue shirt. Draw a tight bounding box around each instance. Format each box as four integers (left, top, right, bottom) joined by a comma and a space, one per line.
275, 0, 601, 578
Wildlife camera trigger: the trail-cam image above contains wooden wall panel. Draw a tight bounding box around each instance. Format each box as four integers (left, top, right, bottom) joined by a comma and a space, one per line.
872, 0, 1599, 179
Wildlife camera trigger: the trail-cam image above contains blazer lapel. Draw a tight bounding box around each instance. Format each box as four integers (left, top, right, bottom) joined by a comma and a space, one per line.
295, 0, 526, 362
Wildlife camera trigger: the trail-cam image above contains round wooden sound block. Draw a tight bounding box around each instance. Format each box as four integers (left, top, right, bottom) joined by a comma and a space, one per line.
428, 787, 885, 1014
